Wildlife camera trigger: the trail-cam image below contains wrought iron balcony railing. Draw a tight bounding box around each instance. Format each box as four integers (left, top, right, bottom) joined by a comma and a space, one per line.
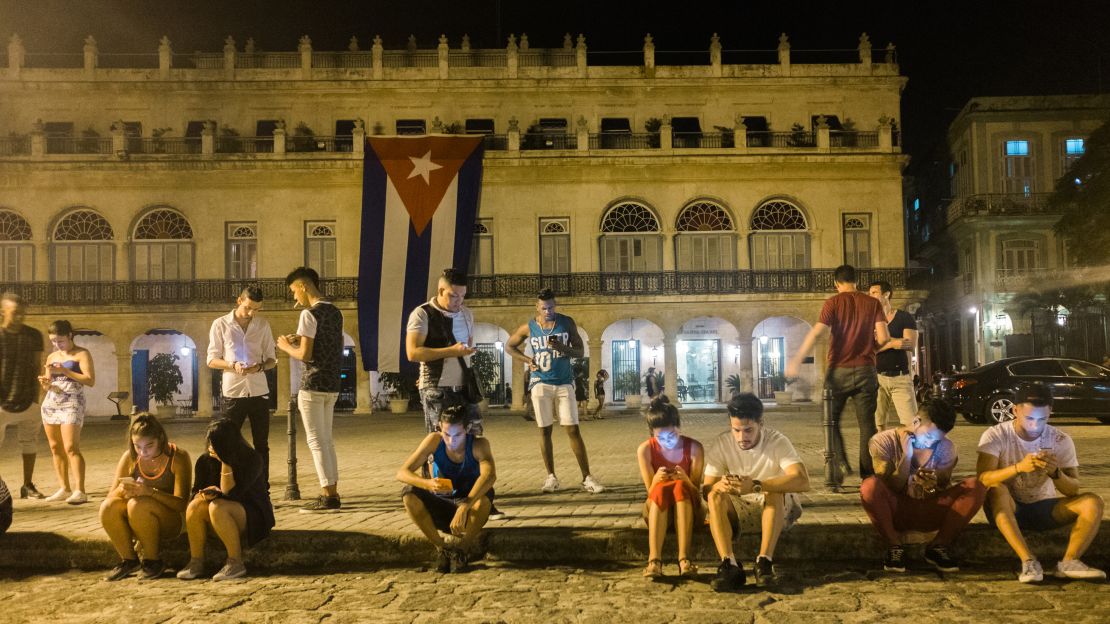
0, 268, 925, 307
946, 193, 1057, 224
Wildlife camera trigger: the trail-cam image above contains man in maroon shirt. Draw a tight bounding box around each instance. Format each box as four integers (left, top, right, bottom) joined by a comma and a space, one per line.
787, 265, 889, 480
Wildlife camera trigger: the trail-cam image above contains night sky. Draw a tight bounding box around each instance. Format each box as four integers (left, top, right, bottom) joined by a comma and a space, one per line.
2, 0, 1108, 176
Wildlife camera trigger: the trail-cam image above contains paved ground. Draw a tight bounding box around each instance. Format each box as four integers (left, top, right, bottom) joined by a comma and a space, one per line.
1, 562, 1108, 624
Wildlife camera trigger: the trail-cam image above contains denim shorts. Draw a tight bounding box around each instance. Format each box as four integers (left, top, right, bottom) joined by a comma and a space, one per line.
984, 496, 1065, 532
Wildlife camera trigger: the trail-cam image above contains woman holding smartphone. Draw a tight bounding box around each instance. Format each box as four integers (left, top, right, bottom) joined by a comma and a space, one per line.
38, 320, 95, 504
635, 396, 704, 579
99, 413, 192, 581
177, 417, 274, 581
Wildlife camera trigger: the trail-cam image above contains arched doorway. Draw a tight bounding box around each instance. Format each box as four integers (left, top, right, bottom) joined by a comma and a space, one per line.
601, 319, 664, 402
473, 322, 511, 406
71, 330, 117, 418
676, 316, 740, 404
130, 329, 198, 415
751, 316, 816, 402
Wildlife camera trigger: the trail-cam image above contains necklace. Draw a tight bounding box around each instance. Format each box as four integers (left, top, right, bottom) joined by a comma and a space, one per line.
538, 316, 556, 336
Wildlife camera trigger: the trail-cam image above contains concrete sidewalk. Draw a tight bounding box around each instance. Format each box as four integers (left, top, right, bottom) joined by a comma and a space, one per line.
2, 407, 1108, 571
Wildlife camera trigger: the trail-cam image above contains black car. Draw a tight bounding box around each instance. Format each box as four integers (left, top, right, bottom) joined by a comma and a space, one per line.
941, 357, 1110, 424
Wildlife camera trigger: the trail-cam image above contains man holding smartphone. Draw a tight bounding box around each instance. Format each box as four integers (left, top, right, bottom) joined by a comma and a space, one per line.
977, 383, 1105, 582
703, 393, 810, 591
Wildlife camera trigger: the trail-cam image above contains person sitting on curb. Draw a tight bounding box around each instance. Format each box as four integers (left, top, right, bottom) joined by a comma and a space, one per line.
703, 393, 810, 591
860, 398, 986, 573
397, 400, 496, 573
178, 418, 274, 581
100, 413, 192, 581
636, 396, 705, 579
977, 382, 1106, 583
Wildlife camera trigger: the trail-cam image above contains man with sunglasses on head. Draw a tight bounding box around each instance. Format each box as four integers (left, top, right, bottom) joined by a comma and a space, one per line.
977, 382, 1105, 583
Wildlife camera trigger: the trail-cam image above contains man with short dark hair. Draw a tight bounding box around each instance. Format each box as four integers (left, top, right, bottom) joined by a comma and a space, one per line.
703, 393, 810, 590
278, 267, 345, 513
868, 280, 918, 430
977, 383, 1105, 582
787, 264, 889, 481
207, 286, 276, 485
506, 289, 603, 494
0, 292, 46, 515
860, 399, 986, 573
405, 268, 482, 436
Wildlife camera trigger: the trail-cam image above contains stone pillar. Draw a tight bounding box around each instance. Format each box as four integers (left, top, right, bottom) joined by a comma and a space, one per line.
576, 116, 589, 152
298, 35, 312, 79
588, 336, 603, 408
563, 33, 573, 51
158, 36, 172, 79
83, 35, 98, 78
815, 115, 830, 152
738, 338, 755, 394
431, 116, 444, 134
885, 43, 897, 65
858, 32, 872, 72
273, 120, 286, 154
506, 34, 518, 79
575, 34, 587, 78
520, 33, 530, 51
352, 119, 365, 154
276, 352, 292, 416
734, 117, 748, 152
110, 121, 125, 153
507, 117, 521, 152
371, 35, 383, 80
196, 360, 213, 419
201, 120, 215, 155
663, 326, 680, 406
510, 359, 526, 410
709, 33, 722, 77
878, 116, 893, 152
660, 115, 673, 150
777, 33, 791, 77
116, 348, 134, 416
461, 34, 471, 52
437, 34, 449, 79
348, 36, 360, 52
8, 34, 25, 77
356, 366, 371, 414
223, 36, 236, 79
30, 119, 44, 156
643, 33, 655, 78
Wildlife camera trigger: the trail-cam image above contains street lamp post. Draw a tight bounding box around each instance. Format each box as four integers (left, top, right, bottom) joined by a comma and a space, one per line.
285, 394, 300, 501
821, 386, 843, 492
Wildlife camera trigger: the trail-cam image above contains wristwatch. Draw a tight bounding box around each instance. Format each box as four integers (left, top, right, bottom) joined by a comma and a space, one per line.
752, 480, 763, 494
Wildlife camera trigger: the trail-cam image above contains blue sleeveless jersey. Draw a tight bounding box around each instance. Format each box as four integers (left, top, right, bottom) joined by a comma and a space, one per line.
528, 314, 574, 385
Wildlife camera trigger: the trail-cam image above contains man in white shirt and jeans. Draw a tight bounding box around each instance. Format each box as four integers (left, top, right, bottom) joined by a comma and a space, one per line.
977, 382, 1105, 582
207, 286, 276, 485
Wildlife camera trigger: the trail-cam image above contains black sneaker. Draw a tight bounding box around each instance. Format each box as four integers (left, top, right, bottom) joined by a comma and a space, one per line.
299, 495, 341, 513
488, 504, 506, 521
710, 559, 746, 592
448, 548, 470, 573
140, 558, 165, 580
104, 558, 141, 582
883, 545, 907, 572
434, 548, 451, 573
924, 545, 959, 573
754, 556, 777, 587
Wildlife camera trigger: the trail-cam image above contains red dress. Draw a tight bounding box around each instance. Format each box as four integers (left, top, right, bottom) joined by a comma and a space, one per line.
646, 436, 696, 511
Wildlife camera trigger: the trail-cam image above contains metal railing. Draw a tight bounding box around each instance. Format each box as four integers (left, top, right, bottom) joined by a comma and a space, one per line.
521, 133, 577, 150
45, 136, 113, 154
519, 49, 576, 67
946, 193, 1057, 224
127, 137, 201, 155
830, 131, 879, 148
237, 52, 300, 69
287, 135, 349, 152
311, 52, 374, 69
481, 134, 509, 150
0, 268, 924, 306
588, 133, 657, 149
216, 136, 274, 154
0, 136, 31, 156
745, 131, 816, 148
382, 50, 438, 68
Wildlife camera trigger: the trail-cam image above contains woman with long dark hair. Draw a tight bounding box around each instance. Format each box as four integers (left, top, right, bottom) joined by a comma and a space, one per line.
178, 418, 274, 581
38, 319, 94, 504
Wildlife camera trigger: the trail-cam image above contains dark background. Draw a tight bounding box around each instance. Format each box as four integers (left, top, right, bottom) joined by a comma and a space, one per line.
2, 0, 1108, 176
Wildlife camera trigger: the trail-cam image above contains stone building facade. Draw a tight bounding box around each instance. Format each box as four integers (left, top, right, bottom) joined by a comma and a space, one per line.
0, 31, 917, 417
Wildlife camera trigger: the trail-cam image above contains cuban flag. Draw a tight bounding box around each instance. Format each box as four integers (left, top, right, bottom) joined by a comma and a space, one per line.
358, 135, 485, 374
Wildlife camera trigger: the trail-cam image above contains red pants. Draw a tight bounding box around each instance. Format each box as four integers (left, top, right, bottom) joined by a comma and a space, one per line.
860, 476, 986, 546
648, 480, 693, 512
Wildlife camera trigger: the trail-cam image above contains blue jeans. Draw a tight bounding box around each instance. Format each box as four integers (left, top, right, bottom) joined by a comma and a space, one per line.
419, 387, 483, 435
825, 366, 879, 478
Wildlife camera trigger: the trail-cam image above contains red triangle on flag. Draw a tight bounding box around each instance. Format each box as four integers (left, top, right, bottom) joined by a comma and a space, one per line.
368, 136, 482, 236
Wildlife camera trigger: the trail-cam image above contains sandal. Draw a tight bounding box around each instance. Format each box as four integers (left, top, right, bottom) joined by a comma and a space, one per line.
642, 559, 664, 578
679, 558, 699, 577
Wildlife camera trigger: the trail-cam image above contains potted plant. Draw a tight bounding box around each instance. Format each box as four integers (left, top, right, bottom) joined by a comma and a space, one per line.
725, 373, 743, 398
615, 370, 643, 408
769, 373, 793, 405
378, 372, 417, 414
469, 349, 498, 411
147, 352, 184, 420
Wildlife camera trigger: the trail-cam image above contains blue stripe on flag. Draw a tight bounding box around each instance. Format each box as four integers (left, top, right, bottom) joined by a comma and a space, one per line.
357, 147, 388, 371
399, 219, 433, 376
452, 145, 485, 270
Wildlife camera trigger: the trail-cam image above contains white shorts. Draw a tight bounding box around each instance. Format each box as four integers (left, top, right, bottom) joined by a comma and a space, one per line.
0, 404, 42, 454
727, 492, 804, 532
531, 383, 579, 428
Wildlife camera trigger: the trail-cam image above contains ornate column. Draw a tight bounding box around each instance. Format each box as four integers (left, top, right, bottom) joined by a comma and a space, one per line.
709, 33, 722, 77
371, 35, 383, 80
734, 117, 748, 153
110, 120, 125, 153
507, 117, 521, 152
643, 33, 655, 78
575, 34, 587, 78
201, 120, 215, 156
777, 33, 791, 76
298, 35, 312, 79
816, 115, 831, 152
83, 35, 98, 79
878, 116, 894, 152
352, 119, 365, 155
506, 34, 519, 79
158, 36, 172, 79
222, 36, 236, 79
660, 115, 673, 150
273, 119, 286, 154
437, 34, 449, 79
576, 116, 589, 153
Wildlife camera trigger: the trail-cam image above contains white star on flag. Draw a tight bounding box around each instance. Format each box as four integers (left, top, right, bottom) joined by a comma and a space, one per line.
406, 150, 443, 184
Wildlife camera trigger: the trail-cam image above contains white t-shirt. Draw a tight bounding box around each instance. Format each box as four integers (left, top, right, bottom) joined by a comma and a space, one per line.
405, 299, 473, 388
705, 427, 803, 481
295, 301, 334, 340
977, 422, 1078, 504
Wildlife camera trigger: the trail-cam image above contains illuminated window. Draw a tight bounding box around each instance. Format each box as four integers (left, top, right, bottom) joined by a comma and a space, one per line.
1005, 140, 1029, 156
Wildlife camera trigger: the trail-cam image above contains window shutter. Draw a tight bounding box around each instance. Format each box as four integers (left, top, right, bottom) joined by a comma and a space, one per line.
324, 239, 337, 278
540, 236, 554, 273
556, 236, 569, 273
676, 235, 691, 271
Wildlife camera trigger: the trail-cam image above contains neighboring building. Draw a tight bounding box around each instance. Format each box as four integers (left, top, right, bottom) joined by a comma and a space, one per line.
0, 31, 917, 417
918, 95, 1110, 374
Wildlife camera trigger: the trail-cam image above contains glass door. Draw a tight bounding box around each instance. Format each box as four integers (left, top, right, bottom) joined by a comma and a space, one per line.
756, 337, 785, 399
677, 339, 720, 403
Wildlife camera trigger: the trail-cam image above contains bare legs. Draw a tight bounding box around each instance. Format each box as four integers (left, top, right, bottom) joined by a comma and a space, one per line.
45, 423, 85, 493
708, 490, 786, 561
645, 499, 695, 564
99, 495, 182, 560
539, 424, 593, 480
184, 496, 248, 563
402, 492, 491, 551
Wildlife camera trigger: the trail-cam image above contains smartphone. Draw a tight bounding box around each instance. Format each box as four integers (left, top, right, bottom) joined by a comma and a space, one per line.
117, 477, 137, 486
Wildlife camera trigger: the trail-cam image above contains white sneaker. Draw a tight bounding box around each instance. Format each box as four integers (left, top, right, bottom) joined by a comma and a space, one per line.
44, 488, 72, 502
1018, 559, 1044, 583
65, 491, 87, 505
1055, 559, 1107, 580
582, 475, 605, 494
541, 474, 560, 493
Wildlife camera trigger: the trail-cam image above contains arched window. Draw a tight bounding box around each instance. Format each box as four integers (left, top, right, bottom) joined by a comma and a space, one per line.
749, 200, 810, 270
133, 208, 194, 281
599, 202, 662, 272
675, 200, 735, 270
52, 209, 115, 282
0, 209, 33, 282
539, 218, 570, 274
842, 213, 871, 268
305, 221, 337, 278
470, 219, 493, 276
226, 222, 258, 279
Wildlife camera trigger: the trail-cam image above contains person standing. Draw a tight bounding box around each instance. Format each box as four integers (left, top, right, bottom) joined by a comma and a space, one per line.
506, 289, 604, 494
38, 320, 94, 504
278, 267, 344, 513
591, 369, 608, 420
0, 292, 45, 504
645, 366, 662, 401
868, 280, 918, 431
787, 264, 889, 481
207, 286, 277, 485
405, 268, 482, 436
